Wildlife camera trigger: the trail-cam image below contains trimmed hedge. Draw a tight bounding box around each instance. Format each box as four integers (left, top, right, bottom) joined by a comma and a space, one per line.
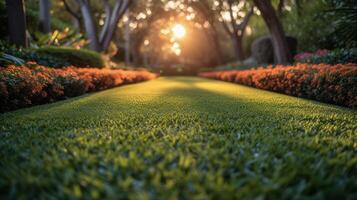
0, 41, 105, 68
0, 64, 157, 112
199, 63, 357, 108
36, 47, 106, 68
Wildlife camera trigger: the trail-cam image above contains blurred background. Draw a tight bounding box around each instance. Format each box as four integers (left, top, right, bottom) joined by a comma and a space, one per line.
1, 0, 356, 75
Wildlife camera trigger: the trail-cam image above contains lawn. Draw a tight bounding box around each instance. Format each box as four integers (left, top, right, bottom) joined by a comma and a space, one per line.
0, 77, 356, 199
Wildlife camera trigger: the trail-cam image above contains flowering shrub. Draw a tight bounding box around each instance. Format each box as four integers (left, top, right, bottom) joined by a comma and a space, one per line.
294, 48, 357, 64
199, 63, 357, 108
0, 64, 157, 112
294, 49, 329, 62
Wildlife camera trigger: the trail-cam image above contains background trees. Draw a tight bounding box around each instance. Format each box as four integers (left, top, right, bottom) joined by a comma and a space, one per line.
39, 0, 51, 33
253, 0, 291, 63
216, 0, 254, 61
189, 0, 224, 65
1, 0, 356, 71
67, 0, 132, 51
5, 0, 28, 47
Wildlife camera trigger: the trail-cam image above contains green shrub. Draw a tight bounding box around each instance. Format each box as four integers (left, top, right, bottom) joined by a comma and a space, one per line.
36, 47, 106, 68
0, 53, 25, 66
0, 41, 105, 68
0, 40, 69, 67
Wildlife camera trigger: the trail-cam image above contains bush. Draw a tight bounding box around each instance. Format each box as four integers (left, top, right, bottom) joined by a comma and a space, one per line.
0, 53, 25, 66
0, 41, 71, 67
36, 47, 106, 68
199, 63, 357, 108
0, 41, 106, 68
0, 64, 157, 112
295, 48, 357, 64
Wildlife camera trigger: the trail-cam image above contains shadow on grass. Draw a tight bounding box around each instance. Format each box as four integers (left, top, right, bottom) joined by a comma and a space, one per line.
0, 76, 355, 136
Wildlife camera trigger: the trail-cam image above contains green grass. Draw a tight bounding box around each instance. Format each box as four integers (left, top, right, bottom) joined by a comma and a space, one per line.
0, 77, 356, 199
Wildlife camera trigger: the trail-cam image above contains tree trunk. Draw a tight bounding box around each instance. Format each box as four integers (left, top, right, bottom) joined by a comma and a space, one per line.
124, 9, 131, 64
232, 34, 245, 61
209, 27, 223, 65
132, 31, 147, 66
78, 0, 101, 51
101, 0, 130, 51
71, 17, 81, 31
99, 0, 111, 43
62, 0, 82, 32
253, 0, 291, 64
5, 0, 28, 47
212, 34, 223, 65
202, 28, 223, 65
39, 0, 51, 33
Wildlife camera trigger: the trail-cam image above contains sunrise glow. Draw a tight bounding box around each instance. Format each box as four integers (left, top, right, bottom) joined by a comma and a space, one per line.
172, 24, 186, 39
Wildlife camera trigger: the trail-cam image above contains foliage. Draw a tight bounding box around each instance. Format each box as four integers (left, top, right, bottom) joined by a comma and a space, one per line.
211, 61, 253, 71
0, 53, 25, 66
199, 63, 357, 108
327, 7, 357, 47
282, 0, 335, 51
0, 41, 106, 68
36, 47, 106, 68
283, 0, 357, 51
294, 49, 330, 63
25, 6, 70, 34
32, 28, 88, 49
0, 0, 71, 41
0, 77, 356, 199
0, 65, 157, 112
295, 48, 357, 64
0, 40, 71, 67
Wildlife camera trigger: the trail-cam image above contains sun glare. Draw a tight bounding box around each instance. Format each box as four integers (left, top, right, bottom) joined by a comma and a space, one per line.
172, 24, 186, 39
171, 42, 181, 55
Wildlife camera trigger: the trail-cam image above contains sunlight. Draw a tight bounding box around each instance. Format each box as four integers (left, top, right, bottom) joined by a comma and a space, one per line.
171, 42, 182, 55
172, 24, 186, 39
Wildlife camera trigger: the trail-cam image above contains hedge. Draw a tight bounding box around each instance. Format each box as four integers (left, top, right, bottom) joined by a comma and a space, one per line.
199, 63, 357, 108
36, 47, 106, 68
0, 64, 157, 112
0, 41, 105, 68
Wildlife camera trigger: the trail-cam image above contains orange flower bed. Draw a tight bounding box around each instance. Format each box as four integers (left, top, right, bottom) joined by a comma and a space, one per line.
199, 63, 357, 108
0, 65, 157, 112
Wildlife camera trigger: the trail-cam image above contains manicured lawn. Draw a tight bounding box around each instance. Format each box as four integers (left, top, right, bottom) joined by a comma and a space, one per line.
0, 77, 356, 199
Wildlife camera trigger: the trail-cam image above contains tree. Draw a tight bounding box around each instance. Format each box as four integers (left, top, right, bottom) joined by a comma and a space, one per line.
39, 0, 51, 33
124, 9, 131, 64
217, 0, 254, 61
5, 0, 28, 47
190, 1, 224, 65
253, 0, 291, 63
129, 1, 167, 65
62, 0, 82, 31
64, 0, 133, 52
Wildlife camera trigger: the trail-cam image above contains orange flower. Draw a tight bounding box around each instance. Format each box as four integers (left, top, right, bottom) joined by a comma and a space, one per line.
199, 63, 357, 108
